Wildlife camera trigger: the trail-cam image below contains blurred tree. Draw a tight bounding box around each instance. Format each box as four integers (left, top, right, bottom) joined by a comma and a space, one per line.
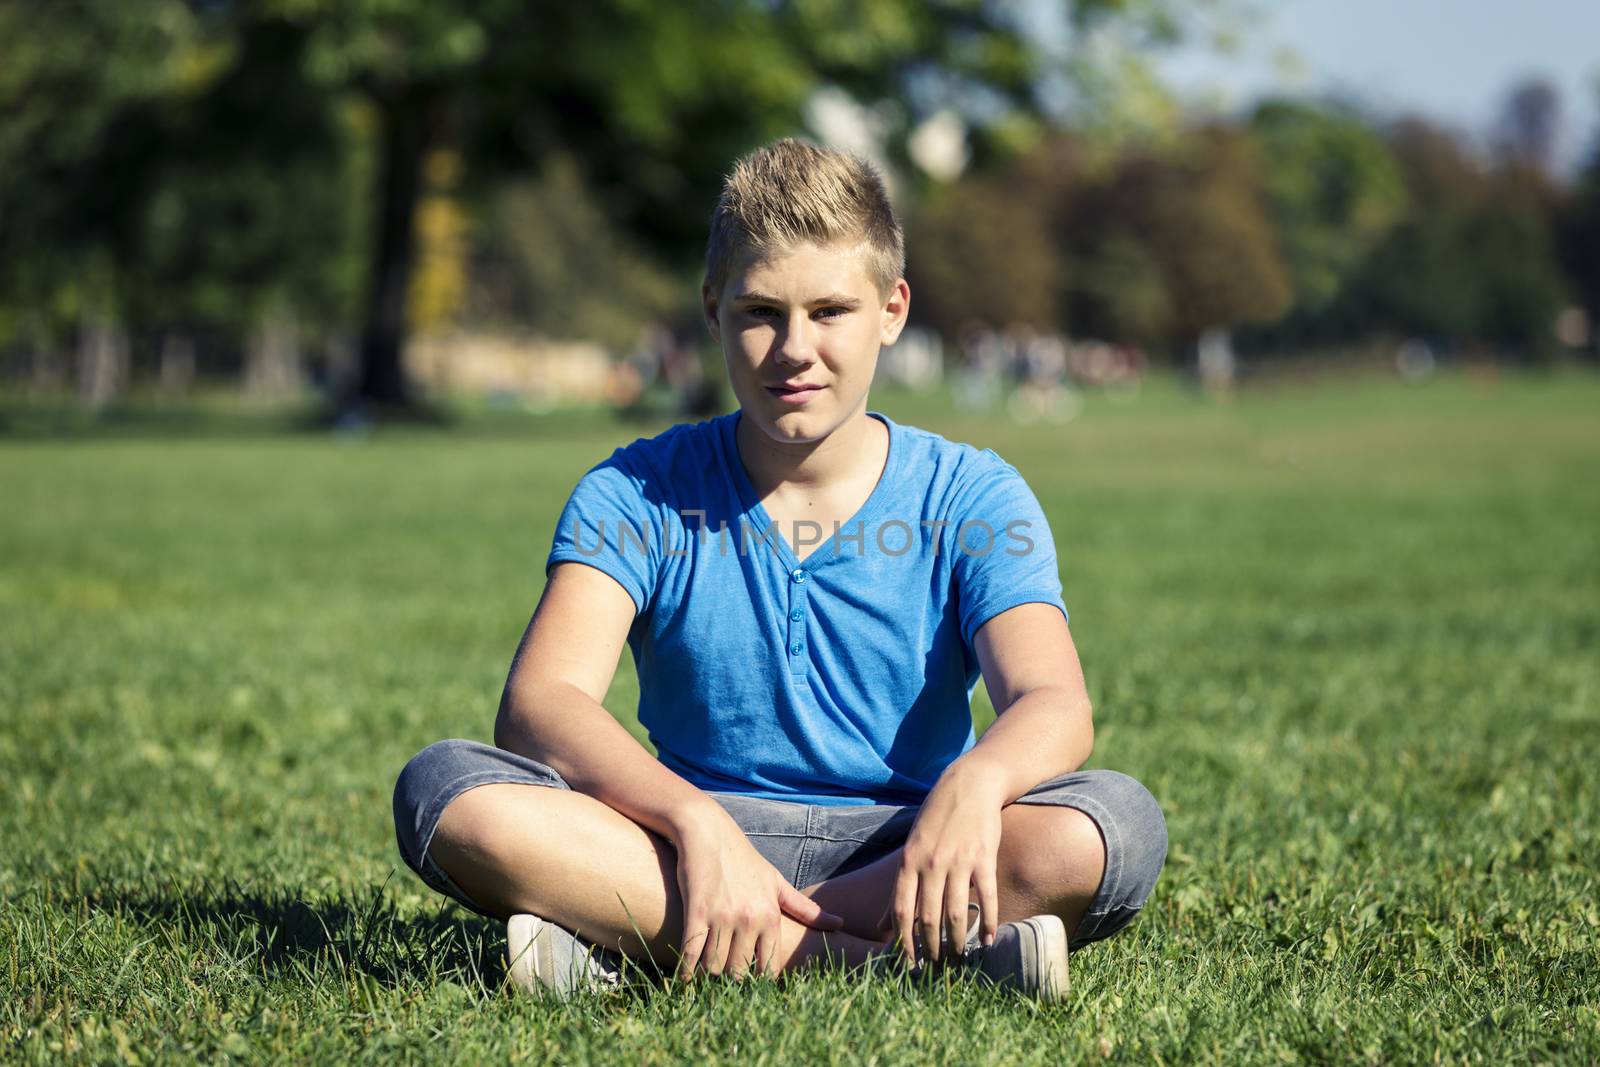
1560, 134, 1600, 359
910, 119, 1290, 355
2, 0, 1212, 409
407, 149, 470, 337
906, 163, 1063, 335
1469, 181, 1569, 358
0, 0, 204, 382
0, 1, 366, 395
1493, 78, 1562, 176
1138, 127, 1293, 347
1247, 99, 1407, 311
251, 0, 1194, 418
465, 154, 679, 351
1064, 125, 1291, 351
124, 21, 368, 375
1345, 118, 1568, 358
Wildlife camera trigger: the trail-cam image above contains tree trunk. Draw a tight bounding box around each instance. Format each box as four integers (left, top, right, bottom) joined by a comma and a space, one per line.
26, 318, 64, 396
245, 303, 301, 397
1194, 328, 1237, 398
158, 333, 196, 396
342, 95, 436, 418
76, 313, 128, 411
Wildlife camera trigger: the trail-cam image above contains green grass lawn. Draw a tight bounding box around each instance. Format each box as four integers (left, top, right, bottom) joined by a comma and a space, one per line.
3, 370, 1597, 1063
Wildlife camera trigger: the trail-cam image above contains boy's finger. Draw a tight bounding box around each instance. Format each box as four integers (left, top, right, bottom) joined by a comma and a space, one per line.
697, 923, 729, 977
755, 921, 779, 978
726, 923, 759, 980
943, 875, 970, 956
779, 884, 844, 929
975, 867, 1000, 947
893, 870, 919, 966
917, 872, 945, 964
677, 925, 709, 982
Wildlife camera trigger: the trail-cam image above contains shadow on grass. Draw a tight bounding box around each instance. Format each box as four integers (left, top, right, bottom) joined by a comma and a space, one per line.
78, 876, 508, 990
73, 875, 675, 1003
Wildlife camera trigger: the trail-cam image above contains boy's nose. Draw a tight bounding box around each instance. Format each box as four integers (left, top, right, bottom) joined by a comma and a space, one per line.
775, 319, 818, 365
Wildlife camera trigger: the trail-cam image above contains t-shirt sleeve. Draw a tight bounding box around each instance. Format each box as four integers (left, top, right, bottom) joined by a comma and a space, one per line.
950, 450, 1070, 650
545, 449, 663, 616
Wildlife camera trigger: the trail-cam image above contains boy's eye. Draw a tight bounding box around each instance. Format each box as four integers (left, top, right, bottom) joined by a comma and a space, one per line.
741, 305, 849, 321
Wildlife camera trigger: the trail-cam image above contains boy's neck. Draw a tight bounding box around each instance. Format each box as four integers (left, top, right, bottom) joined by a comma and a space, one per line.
734, 406, 888, 501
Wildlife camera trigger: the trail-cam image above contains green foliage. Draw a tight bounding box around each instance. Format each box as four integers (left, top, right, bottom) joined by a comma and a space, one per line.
1070, 232, 1173, 342
2, 374, 1597, 1062
247, 0, 1114, 273
1248, 99, 1408, 309
123, 34, 370, 335
907, 168, 1064, 334
0, 0, 206, 337
5, 0, 1592, 381
0, 1, 368, 348
1061, 126, 1292, 344
1135, 127, 1294, 339
1557, 144, 1600, 349
1344, 121, 1570, 357
5, 0, 1161, 399
467, 156, 682, 349
264, 0, 513, 91
912, 93, 1588, 361
909, 123, 1295, 347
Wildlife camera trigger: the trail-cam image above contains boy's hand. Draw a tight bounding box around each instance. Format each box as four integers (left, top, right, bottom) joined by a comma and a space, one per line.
889, 763, 1007, 966
673, 812, 844, 981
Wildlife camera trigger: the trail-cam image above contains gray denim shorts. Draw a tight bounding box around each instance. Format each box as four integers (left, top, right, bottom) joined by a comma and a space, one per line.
393, 739, 1167, 949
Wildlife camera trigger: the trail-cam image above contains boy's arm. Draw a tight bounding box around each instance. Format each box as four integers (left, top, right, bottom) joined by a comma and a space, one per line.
496, 560, 842, 977
493, 560, 723, 844
890, 601, 1091, 962
948, 600, 1093, 802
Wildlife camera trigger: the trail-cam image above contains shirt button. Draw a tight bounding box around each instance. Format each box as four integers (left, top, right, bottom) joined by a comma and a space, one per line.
789, 610, 803, 621
790, 643, 803, 656
790, 568, 807, 583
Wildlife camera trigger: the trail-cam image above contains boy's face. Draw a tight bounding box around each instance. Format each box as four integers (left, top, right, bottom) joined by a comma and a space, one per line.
704, 239, 910, 448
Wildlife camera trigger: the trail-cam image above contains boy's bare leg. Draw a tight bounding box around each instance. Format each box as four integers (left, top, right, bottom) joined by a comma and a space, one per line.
428, 783, 887, 975
799, 803, 1107, 943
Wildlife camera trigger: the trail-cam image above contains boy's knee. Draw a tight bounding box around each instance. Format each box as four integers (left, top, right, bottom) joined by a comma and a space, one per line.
392, 738, 572, 875
391, 738, 484, 867
1000, 803, 1105, 902
1070, 770, 1167, 944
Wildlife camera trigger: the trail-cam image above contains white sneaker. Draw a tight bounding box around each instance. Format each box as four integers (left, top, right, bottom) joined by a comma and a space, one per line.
956, 914, 1070, 1001
901, 904, 1071, 1001
505, 914, 624, 999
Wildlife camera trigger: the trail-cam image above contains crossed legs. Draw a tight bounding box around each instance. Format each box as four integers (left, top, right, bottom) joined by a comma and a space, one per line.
426, 781, 1106, 977
800, 800, 1106, 946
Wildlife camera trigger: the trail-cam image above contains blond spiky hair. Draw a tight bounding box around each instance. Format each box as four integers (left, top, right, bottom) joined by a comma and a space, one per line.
704, 138, 905, 299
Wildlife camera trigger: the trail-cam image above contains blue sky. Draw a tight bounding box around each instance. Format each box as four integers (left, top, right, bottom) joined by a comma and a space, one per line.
1158, 0, 1600, 170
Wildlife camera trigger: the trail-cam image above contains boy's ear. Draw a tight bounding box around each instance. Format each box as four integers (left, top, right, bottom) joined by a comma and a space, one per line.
879, 278, 911, 346
701, 281, 722, 341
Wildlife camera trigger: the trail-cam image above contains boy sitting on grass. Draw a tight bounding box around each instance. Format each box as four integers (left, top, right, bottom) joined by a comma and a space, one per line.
393, 138, 1166, 1000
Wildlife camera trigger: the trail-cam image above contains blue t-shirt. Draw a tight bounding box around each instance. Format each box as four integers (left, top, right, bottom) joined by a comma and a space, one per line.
544, 409, 1070, 806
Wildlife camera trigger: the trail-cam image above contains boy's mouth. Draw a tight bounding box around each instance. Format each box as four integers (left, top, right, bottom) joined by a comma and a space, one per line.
767, 382, 825, 404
